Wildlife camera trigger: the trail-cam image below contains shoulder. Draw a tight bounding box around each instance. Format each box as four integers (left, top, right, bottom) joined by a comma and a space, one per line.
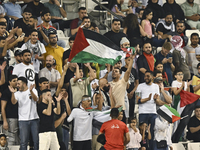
57, 46, 64, 52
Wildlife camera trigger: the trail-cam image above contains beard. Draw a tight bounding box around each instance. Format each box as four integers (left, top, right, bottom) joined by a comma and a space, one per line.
24, 59, 31, 64
187, 0, 194, 4
46, 63, 52, 68
166, 21, 172, 26
145, 79, 151, 84
103, 85, 110, 93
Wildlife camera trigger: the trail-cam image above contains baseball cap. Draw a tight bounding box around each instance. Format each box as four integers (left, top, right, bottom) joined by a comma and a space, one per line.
154, 77, 163, 83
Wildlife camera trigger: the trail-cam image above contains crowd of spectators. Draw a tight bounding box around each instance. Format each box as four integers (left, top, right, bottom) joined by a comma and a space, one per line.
0, 0, 199, 150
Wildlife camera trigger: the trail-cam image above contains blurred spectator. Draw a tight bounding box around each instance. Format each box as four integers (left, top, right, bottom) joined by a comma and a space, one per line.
44, 31, 64, 74
1, 75, 19, 145
26, 0, 45, 18
39, 55, 61, 96
139, 122, 151, 150
181, 0, 200, 29
141, 0, 163, 8
3, 0, 22, 21
37, 77, 49, 97
63, 36, 75, 65
12, 50, 35, 88
104, 19, 126, 47
127, 0, 140, 14
109, 0, 126, 18
89, 22, 99, 33
154, 62, 169, 86
138, 9, 144, 23
154, 42, 174, 84
192, 63, 200, 95
82, 16, 91, 29
27, 16, 38, 31
137, 43, 154, 83
0, 134, 9, 150
184, 33, 200, 76
70, 7, 87, 36
9, 77, 39, 150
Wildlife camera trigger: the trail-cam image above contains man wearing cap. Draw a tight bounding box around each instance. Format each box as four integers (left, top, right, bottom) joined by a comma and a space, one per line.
3, 0, 22, 21
184, 33, 200, 76
153, 70, 172, 110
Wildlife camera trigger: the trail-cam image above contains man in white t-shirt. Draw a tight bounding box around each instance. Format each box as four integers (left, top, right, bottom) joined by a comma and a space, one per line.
9, 77, 39, 150
135, 71, 160, 150
21, 29, 46, 86
12, 49, 35, 88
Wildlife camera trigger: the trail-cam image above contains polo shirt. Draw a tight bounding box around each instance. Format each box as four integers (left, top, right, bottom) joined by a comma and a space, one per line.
192, 75, 200, 95
45, 44, 64, 74
44, 2, 62, 17
3, 2, 22, 19
154, 51, 173, 84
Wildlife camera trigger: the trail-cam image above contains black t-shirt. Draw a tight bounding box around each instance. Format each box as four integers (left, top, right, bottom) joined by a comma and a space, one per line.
1, 87, 18, 118
137, 55, 151, 83
64, 68, 74, 84
26, 2, 45, 17
187, 116, 200, 142
37, 102, 56, 133
63, 49, 71, 62
104, 30, 126, 47
14, 18, 30, 36
156, 23, 171, 35
121, 67, 138, 93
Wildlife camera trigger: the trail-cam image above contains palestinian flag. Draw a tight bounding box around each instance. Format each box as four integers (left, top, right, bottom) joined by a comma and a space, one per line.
157, 104, 181, 123
68, 28, 126, 66
172, 90, 200, 143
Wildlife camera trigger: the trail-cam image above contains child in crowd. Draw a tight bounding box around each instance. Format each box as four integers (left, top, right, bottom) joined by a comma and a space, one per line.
0, 134, 9, 150
155, 61, 169, 86
139, 122, 151, 150
109, 0, 126, 17
127, 117, 142, 150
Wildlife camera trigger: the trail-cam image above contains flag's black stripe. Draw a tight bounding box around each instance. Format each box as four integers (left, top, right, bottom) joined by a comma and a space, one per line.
157, 109, 172, 123
83, 29, 122, 51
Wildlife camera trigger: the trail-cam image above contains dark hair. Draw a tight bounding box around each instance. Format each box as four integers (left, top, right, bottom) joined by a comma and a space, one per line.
174, 69, 183, 76
82, 16, 89, 21
39, 77, 49, 84
110, 108, 119, 118
109, 0, 121, 11
128, 117, 137, 124
0, 36, 6, 41
78, 7, 86, 12
155, 60, 163, 68
82, 95, 90, 100
176, 20, 185, 26
61, 84, 68, 90
114, 67, 122, 74
90, 22, 97, 28
197, 63, 200, 69
30, 15, 38, 20
0, 134, 6, 139
141, 8, 153, 21
139, 9, 144, 14
88, 66, 96, 73
123, 13, 139, 30
145, 70, 153, 76
41, 89, 51, 94
112, 19, 121, 24
191, 33, 199, 38
0, 22, 6, 26
23, 7, 32, 14
143, 42, 151, 48
195, 105, 200, 109
48, 30, 57, 37
153, 70, 162, 77
165, 12, 173, 18
30, 29, 38, 35
139, 121, 146, 126
9, 75, 18, 82
74, 66, 83, 72
69, 36, 75, 42
21, 49, 31, 56
41, 8, 50, 17
18, 77, 27, 85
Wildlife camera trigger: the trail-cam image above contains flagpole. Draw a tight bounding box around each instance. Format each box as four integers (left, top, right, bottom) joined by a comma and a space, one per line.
181, 115, 188, 120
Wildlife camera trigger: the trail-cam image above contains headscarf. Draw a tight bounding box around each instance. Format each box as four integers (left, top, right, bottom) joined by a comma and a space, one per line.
171, 35, 186, 59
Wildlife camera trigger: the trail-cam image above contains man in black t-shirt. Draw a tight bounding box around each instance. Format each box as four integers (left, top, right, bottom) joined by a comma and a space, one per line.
26, 0, 45, 18
121, 56, 139, 117
1, 75, 19, 145
104, 19, 126, 47
187, 106, 200, 142
63, 36, 75, 65
37, 89, 61, 149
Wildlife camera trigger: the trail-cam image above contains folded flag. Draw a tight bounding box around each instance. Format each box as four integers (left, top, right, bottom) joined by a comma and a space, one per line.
68, 28, 126, 66
157, 104, 181, 123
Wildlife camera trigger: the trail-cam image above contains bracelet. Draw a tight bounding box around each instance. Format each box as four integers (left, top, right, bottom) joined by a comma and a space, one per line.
138, 98, 141, 104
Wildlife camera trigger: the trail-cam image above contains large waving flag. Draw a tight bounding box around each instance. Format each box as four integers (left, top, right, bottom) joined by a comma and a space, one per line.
157, 104, 181, 123
68, 28, 126, 65
172, 90, 200, 143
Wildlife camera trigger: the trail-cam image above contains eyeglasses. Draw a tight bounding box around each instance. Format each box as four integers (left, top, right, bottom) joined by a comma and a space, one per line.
50, 36, 57, 39
177, 73, 184, 76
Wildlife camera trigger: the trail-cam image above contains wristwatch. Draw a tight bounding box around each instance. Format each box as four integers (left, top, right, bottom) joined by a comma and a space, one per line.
59, 5, 62, 8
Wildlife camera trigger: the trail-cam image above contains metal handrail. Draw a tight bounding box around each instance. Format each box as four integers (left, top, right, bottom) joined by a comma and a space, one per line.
92, 0, 124, 22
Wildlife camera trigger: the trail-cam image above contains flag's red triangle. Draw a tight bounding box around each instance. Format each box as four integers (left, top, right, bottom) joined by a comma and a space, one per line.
180, 90, 200, 107
68, 28, 90, 62
172, 115, 181, 123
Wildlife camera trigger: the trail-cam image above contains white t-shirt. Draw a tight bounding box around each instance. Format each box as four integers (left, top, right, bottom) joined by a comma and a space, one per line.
172, 80, 187, 91
14, 88, 39, 121
12, 63, 35, 88
21, 41, 46, 73
136, 83, 160, 114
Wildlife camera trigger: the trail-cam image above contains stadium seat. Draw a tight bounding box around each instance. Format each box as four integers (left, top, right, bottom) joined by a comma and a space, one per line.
188, 143, 200, 150
170, 143, 185, 150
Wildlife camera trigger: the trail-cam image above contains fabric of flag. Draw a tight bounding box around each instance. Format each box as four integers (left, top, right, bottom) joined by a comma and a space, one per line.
172, 90, 200, 143
68, 28, 126, 66
157, 104, 181, 123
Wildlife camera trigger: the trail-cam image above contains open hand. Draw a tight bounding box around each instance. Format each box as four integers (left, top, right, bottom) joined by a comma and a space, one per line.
8, 85, 17, 93
55, 93, 63, 102
29, 84, 35, 92
0, 61, 6, 71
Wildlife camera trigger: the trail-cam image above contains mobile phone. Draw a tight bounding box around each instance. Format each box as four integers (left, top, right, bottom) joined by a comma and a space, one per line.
21, 33, 25, 37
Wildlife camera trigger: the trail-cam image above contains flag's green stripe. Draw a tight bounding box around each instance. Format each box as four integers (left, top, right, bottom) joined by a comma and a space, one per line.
174, 94, 180, 110
157, 109, 173, 123
164, 104, 180, 117
71, 51, 122, 66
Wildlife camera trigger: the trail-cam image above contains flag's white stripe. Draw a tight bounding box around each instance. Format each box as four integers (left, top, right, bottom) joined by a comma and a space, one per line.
160, 106, 175, 118
82, 39, 126, 59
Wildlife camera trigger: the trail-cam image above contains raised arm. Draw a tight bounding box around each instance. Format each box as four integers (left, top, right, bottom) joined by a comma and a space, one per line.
124, 54, 135, 82
0, 61, 6, 86
42, 97, 52, 116
29, 84, 38, 102
73, 64, 80, 83
54, 93, 62, 115
84, 63, 96, 82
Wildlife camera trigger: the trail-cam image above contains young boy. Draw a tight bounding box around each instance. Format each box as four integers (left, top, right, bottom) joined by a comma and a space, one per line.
127, 117, 142, 150
0, 134, 9, 150
139, 122, 151, 150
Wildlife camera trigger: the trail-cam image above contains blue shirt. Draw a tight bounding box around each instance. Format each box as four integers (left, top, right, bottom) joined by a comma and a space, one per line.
3, 2, 22, 19
155, 51, 173, 84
